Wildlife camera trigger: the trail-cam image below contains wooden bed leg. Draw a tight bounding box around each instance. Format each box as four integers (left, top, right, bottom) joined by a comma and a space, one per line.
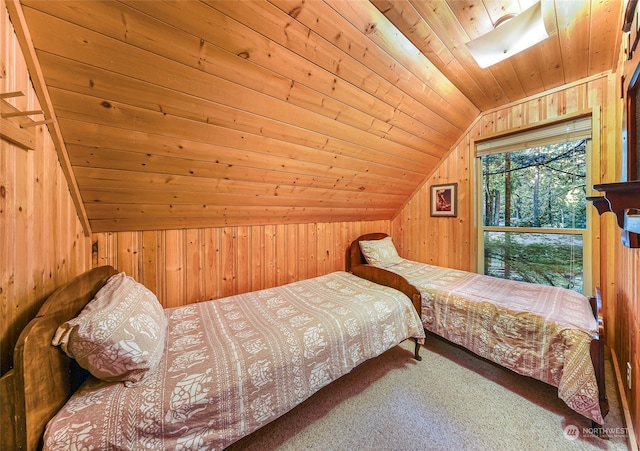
413, 338, 422, 361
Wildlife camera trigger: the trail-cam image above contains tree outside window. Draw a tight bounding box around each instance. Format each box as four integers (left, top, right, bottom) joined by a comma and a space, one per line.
479, 139, 587, 293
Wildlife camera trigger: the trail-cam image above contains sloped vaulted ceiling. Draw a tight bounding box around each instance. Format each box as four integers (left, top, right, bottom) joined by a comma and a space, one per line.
7, 0, 623, 233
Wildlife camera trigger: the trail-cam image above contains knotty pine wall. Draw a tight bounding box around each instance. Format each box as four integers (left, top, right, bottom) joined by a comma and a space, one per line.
0, 2, 92, 375
92, 221, 390, 308
618, 241, 640, 446
1, 4, 91, 448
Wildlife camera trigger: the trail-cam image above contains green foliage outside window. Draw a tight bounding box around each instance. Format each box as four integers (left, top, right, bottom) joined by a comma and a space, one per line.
481, 139, 587, 293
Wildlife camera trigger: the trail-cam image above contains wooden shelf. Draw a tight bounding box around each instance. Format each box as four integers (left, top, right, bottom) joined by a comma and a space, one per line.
588, 181, 640, 248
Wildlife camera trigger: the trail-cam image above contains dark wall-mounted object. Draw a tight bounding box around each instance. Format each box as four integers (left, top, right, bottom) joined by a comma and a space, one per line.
587, 181, 640, 248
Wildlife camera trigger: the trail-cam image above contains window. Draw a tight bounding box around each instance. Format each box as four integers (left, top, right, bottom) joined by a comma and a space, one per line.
476, 117, 592, 293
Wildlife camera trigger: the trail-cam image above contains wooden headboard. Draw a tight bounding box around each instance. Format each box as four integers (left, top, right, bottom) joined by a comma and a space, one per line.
13, 265, 117, 451
346, 232, 389, 272
347, 233, 422, 318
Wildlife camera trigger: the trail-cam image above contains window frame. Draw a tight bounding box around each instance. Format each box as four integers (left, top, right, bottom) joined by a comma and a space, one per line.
474, 115, 594, 294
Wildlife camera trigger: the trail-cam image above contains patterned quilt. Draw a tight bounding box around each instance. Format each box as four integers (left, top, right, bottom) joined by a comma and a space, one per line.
373, 259, 603, 424
43, 271, 424, 450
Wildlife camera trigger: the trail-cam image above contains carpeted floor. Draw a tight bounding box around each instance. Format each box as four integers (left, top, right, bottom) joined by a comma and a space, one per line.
227, 333, 631, 451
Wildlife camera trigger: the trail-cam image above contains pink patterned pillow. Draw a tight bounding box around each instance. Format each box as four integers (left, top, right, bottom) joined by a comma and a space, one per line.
359, 236, 403, 266
53, 272, 167, 386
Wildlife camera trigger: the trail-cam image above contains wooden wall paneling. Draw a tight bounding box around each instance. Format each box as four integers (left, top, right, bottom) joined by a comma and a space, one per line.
204, 227, 220, 301
316, 224, 328, 276
221, 228, 237, 298
417, 190, 427, 262
306, 224, 317, 279
114, 232, 134, 277
407, 189, 422, 262
285, 224, 297, 284
330, 223, 343, 271
31, 134, 45, 291
1, 2, 85, 375
88, 220, 396, 308
55, 159, 67, 279
508, 102, 525, 128
39, 128, 53, 284
275, 224, 287, 287
389, 211, 402, 258
1, 6, 92, 448
142, 230, 161, 301
333, 223, 344, 273
467, 122, 483, 273
236, 226, 250, 296
15, 122, 31, 324
1, 131, 17, 376
185, 228, 203, 303
326, 224, 337, 272
588, 97, 604, 301
264, 225, 277, 289
296, 224, 308, 279
412, 193, 421, 259
594, 76, 619, 346
454, 140, 470, 271
329, 223, 340, 271
399, 194, 412, 259
249, 226, 263, 293
163, 230, 184, 308
615, 289, 630, 418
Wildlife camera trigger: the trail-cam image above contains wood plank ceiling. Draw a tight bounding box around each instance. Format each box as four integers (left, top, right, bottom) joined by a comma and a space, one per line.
10, 0, 623, 232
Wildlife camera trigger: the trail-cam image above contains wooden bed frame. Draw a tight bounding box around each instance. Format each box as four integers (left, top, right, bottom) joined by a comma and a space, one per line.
12, 265, 118, 451
10, 263, 425, 450
347, 233, 610, 428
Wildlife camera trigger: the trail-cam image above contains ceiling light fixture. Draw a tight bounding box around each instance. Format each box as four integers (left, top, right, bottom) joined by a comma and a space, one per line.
465, 1, 557, 69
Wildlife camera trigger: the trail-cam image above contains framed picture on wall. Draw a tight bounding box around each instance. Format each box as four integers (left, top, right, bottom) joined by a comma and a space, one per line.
430, 183, 457, 217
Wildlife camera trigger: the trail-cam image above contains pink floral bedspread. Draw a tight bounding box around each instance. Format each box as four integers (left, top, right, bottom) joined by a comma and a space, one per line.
374, 259, 603, 424
43, 271, 424, 450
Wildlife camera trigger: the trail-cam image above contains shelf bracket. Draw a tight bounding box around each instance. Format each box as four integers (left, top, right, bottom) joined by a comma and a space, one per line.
588, 181, 640, 248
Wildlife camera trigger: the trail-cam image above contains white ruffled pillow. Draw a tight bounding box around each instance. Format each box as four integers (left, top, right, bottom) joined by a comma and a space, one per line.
358, 236, 403, 266
53, 272, 167, 386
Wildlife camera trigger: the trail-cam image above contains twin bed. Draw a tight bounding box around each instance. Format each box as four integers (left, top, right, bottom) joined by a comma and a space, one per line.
11, 234, 609, 449
348, 233, 609, 428
13, 266, 424, 450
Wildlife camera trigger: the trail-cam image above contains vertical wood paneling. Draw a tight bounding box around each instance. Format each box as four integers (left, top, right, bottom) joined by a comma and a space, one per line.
264, 225, 277, 289
0, 2, 91, 373
1, 6, 92, 449
164, 230, 185, 307
297, 223, 308, 280
204, 227, 220, 300
91, 220, 391, 307
236, 226, 250, 295
141, 230, 160, 298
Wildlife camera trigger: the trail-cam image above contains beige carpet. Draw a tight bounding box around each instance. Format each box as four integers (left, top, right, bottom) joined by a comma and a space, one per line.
227, 334, 630, 451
